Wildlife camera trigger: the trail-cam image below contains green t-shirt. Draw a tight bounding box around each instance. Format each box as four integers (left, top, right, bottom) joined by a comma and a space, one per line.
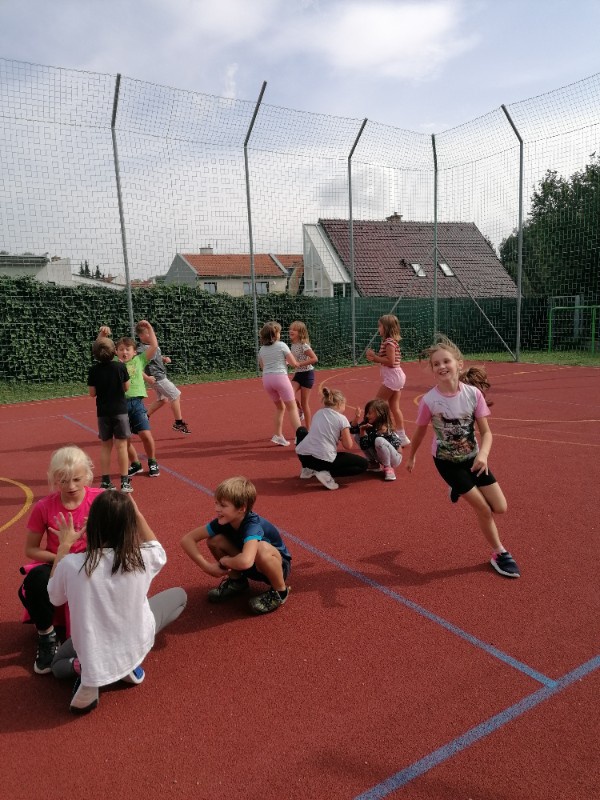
123, 352, 148, 399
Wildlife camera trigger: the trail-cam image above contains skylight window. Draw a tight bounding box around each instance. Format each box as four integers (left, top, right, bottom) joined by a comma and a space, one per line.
411, 263, 426, 277
438, 262, 454, 277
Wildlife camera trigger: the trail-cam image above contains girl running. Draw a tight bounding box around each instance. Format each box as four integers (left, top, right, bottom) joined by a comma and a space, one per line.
289, 320, 318, 429
351, 398, 402, 482
259, 321, 301, 446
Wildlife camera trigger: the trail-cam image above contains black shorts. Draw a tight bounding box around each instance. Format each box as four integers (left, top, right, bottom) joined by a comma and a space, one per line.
292, 370, 315, 389
434, 456, 497, 498
243, 555, 291, 585
98, 414, 131, 441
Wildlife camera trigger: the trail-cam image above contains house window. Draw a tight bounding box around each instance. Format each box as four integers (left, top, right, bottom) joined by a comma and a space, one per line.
333, 283, 346, 298
411, 263, 426, 277
243, 281, 269, 295
203, 281, 217, 293
243, 281, 252, 296
438, 262, 454, 277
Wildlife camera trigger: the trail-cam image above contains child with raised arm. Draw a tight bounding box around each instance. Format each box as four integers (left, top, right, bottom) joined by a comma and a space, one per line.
288, 320, 318, 429
136, 321, 190, 435
48, 491, 187, 713
365, 314, 410, 446
18, 446, 103, 675
295, 387, 368, 490
258, 321, 302, 446
350, 398, 402, 482
406, 336, 520, 578
180, 476, 291, 615
88, 336, 132, 492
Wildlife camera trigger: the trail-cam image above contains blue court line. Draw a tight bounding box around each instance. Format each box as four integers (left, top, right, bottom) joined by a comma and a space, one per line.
354, 653, 600, 799
63, 414, 555, 691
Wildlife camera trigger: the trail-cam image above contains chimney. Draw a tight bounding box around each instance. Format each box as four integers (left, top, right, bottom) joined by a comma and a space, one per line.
386, 212, 403, 222
199, 245, 214, 255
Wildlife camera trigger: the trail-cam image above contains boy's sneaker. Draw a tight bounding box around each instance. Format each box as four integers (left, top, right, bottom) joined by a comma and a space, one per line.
249, 586, 290, 615
34, 631, 60, 674
100, 479, 116, 490
490, 551, 520, 578
207, 576, 249, 603
383, 467, 396, 481
271, 434, 290, 446
299, 467, 316, 479
70, 678, 99, 714
122, 666, 145, 684
315, 471, 339, 490
128, 462, 143, 477
367, 461, 383, 472
120, 477, 134, 493
173, 421, 190, 434
148, 461, 160, 477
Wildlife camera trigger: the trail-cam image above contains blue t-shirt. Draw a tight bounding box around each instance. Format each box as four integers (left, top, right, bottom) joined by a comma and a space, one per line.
206, 511, 291, 562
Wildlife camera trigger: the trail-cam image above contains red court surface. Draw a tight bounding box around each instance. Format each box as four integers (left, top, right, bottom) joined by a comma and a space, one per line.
1, 362, 599, 799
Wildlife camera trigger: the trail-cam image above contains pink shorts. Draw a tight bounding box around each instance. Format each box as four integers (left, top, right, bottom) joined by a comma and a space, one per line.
380, 366, 406, 392
263, 373, 295, 403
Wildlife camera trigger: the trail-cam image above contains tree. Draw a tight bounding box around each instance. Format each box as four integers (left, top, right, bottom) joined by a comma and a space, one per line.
94, 265, 101, 279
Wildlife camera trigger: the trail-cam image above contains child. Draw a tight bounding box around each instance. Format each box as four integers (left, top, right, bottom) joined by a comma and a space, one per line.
295, 387, 368, 490
48, 491, 187, 713
289, 320, 318, 429
365, 314, 410, 446
180, 476, 291, 615
258, 321, 302, 446
406, 335, 520, 578
136, 321, 190, 435
18, 446, 103, 674
350, 398, 402, 481
113, 321, 160, 478
88, 336, 133, 492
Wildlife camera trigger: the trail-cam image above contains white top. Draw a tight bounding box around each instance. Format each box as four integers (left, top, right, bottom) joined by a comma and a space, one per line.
295, 407, 350, 463
48, 541, 167, 687
415, 383, 490, 460
259, 340, 291, 374
291, 342, 314, 372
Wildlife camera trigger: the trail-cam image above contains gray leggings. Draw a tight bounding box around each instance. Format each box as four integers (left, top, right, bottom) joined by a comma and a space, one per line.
51, 587, 187, 679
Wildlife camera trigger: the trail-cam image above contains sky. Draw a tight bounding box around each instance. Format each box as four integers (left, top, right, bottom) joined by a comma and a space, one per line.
1, 0, 600, 133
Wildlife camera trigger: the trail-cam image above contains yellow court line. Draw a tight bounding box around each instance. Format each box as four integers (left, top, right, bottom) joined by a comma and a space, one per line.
0, 477, 34, 533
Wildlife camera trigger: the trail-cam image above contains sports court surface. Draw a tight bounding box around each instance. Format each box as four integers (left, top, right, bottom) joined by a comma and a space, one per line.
1, 362, 599, 799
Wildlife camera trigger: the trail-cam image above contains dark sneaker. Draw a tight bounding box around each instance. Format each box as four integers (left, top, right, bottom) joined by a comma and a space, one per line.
249, 587, 290, 615
490, 551, 520, 578
120, 477, 134, 493
148, 461, 160, 477
173, 421, 190, 434
70, 677, 99, 714
34, 632, 59, 674
100, 479, 116, 490
207, 576, 249, 603
128, 462, 143, 477
122, 666, 145, 684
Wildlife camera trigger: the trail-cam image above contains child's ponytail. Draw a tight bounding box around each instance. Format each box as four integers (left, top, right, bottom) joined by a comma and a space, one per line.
460, 366, 492, 403
321, 386, 345, 409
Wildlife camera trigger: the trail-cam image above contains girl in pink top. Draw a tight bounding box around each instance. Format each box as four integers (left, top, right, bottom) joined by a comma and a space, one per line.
366, 314, 410, 447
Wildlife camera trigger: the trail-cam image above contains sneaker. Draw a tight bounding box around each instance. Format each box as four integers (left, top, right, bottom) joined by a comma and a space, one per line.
100, 479, 116, 490
449, 487, 460, 503
271, 434, 290, 446
383, 467, 396, 481
367, 461, 383, 472
122, 666, 145, 684
490, 551, 520, 578
299, 411, 305, 423
128, 462, 143, 477
148, 461, 160, 477
397, 433, 411, 447
315, 471, 339, 490
120, 477, 134, 493
299, 467, 316, 479
70, 678, 99, 714
207, 576, 250, 603
173, 421, 190, 434
34, 632, 59, 674
249, 587, 290, 615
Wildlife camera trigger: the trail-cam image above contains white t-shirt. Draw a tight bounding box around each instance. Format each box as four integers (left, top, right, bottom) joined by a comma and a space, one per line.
295, 407, 350, 463
48, 541, 167, 687
415, 383, 490, 461
259, 340, 291, 374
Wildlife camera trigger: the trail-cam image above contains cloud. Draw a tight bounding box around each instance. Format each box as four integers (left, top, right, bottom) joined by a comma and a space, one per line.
222, 63, 239, 99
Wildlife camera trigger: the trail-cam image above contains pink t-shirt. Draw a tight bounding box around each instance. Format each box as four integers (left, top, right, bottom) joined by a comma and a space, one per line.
26, 487, 104, 556
416, 383, 490, 461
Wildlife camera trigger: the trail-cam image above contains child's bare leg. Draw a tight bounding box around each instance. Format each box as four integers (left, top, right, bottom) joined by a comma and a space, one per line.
300, 386, 312, 428
461, 486, 506, 551
389, 390, 405, 431
479, 483, 508, 514
376, 385, 396, 425
284, 399, 302, 434
99, 439, 113, 475
254, 542, 286, 591
273, 399, 285, 437
114, 438, 129, 476
146, 398, 167, 417
127, 440, 139, 465
207, 535, 242, 578
170, 397, 182, 421
138, 430, 156, 461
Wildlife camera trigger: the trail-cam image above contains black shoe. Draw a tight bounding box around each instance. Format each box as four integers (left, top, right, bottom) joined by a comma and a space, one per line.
207, 576, 249, 603
148, 461, 160, 477
34, 632, 59, 674
100, 479, 116, 490
128, 462, 143, 477
490, 551, 520, 578
120, 477, 134, 493
172, 421, 191, 434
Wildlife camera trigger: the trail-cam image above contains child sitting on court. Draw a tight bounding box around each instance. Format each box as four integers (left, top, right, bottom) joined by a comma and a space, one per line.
350, 398, 402, 482
180, 476, 291, 615
136, 321, 190, 435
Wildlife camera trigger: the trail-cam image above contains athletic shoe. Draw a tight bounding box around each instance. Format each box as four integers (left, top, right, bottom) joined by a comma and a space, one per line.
128, 462, 143, 477
249, 586, 290, 615
122, 666, 145, 684
490, 551, 520, 578
367, 461, 383, 472
70, 678, 99, 714
271, 434, 290, 446
34, 631, 59, 675
299, 411, 305, 423
299, 467, 316, 479
100, 479, 116, 490
315, 471, 339, 490
148, 461, 160, 477
383, 467, 396, 481
397, 433, 411, 447
449, 487, 460, 503
173, 421, 191, 434
120, 477, 134, 493
207, 576, 250, 603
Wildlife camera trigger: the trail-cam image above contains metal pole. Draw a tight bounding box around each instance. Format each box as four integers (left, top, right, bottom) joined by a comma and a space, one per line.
111, 74, 135, 337
501, 104, 523, 362
244, 81, 267, 375
348, 118, 368, 364
431, 134, 438, 337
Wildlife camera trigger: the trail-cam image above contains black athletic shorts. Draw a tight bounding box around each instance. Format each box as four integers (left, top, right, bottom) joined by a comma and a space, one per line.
433, 455, 497, 498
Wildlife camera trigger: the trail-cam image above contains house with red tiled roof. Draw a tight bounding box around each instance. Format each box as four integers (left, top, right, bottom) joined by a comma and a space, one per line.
303, 216, 516, 299
164, 248, 303, 296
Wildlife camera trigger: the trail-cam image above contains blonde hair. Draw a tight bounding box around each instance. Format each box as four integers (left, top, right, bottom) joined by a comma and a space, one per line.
379, 314, 401, 341
321, 386, 345, 409
259, 321, 281, 345
420, 334, 463, 363
290, 320, 309, 343
215, 476, 257, 513
47, 446, 94, 489
421, 335, 492, 397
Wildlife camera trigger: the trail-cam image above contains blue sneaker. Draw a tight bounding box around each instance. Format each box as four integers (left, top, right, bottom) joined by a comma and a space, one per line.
490, 551, 520, 578
122, 666, 145, 684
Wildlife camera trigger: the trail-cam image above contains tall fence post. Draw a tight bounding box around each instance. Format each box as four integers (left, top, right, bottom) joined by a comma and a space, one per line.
431, 134, 439, 337
244, 81, 267, 375
110, 74, 135, 337
348, 118, 368, 364
501, 104, 524, 362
